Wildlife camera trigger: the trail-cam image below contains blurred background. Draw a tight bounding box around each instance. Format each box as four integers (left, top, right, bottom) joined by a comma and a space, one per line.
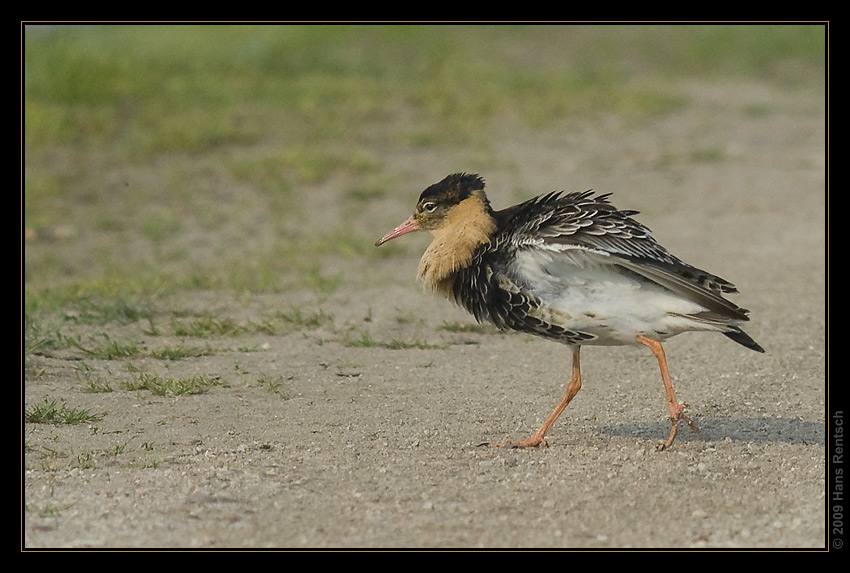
23, 23, 825, 332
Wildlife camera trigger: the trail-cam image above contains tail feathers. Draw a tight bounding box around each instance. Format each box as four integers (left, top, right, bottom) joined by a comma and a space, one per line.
724, 327, 765, 353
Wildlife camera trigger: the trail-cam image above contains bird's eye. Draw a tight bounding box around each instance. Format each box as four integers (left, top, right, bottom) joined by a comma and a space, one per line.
422, 202, 437, 213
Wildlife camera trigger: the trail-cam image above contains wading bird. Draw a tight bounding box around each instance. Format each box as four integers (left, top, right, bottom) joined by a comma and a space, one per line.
375, 173, 763, 449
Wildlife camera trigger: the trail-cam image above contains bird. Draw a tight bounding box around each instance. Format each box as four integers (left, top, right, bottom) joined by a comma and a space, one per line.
375, 173, 764, 450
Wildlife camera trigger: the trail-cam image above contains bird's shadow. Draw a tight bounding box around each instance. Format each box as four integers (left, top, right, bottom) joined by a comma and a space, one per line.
598, 416, 824, 446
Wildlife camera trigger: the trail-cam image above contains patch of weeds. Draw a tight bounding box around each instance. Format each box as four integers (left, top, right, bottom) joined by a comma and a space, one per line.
131, 456, 162, 469
130, 441, 162, 469
341, 329, 446, 350
341, 330, 378, 348
171, 314, 241, 337
24, 313, 65, 356
256, 374, 292, 399
384, 338, 446, 350
122, 372, 226, 396
26, 501, 77, 518
25, 397, 105, 425
25, 443, 72, 473
142, 318, 161, 336
80, 373, 114, 393
73, 450, 96, 469
246, 319, 277, 336
171, 313, 276, 337
109, 441, 130, 456
277, 307, 334, 331
64, 333, 145, 360
394, 310, 424, 325
71, 294, 153, 326
149, 343, 215, 360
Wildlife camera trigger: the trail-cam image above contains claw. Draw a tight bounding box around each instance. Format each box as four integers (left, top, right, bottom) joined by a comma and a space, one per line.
657, 404, 700, 451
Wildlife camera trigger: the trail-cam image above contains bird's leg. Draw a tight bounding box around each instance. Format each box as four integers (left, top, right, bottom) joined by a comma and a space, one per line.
489, 346, 582, 448
636, 335, 699, 450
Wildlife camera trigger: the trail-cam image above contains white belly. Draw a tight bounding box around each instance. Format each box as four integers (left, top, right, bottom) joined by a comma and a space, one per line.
511, 248, 716, 345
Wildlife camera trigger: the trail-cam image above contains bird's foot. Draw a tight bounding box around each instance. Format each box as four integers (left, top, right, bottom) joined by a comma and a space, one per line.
657, 403, 699, 451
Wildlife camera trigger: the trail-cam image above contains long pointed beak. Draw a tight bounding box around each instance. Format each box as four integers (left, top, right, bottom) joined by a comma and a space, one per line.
375, 216, 420, 246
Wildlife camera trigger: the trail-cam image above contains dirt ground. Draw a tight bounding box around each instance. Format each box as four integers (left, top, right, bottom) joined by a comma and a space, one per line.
24, 81, 827, 549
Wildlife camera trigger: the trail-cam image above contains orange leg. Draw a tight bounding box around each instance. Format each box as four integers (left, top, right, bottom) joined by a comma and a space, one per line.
489, 346, 582, 448
636, 335, 699, 450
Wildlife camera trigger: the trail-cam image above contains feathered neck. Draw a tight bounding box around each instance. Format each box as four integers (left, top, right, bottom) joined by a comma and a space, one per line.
418, 195, 496, 298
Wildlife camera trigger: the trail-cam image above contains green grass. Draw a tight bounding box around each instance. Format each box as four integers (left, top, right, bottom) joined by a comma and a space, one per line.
122, 372, 226, 396
25, 397, 105, 425
24, 313, 65, 357
26, 501, 77, 517
277, 307, 335, 330
64, 333, 146, 360
149, 343, 215, 360
23, 23, 824, 344
170, 314, 269, 337
255, 374, 292, 399
341, 329, 446, 350
80, 373, 114, 393
24, 301, 335, 364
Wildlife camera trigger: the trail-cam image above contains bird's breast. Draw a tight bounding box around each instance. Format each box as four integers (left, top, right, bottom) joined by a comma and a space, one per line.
418, 197, 496, 296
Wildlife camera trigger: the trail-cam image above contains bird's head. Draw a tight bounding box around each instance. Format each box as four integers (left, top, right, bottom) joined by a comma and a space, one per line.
375, 173, 491, 246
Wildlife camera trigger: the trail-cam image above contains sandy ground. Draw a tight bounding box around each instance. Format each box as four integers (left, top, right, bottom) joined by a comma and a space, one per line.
24, 81, 827, 549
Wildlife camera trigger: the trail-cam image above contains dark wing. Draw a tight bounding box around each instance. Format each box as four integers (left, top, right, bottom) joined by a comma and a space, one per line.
493, 190, 751, 323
